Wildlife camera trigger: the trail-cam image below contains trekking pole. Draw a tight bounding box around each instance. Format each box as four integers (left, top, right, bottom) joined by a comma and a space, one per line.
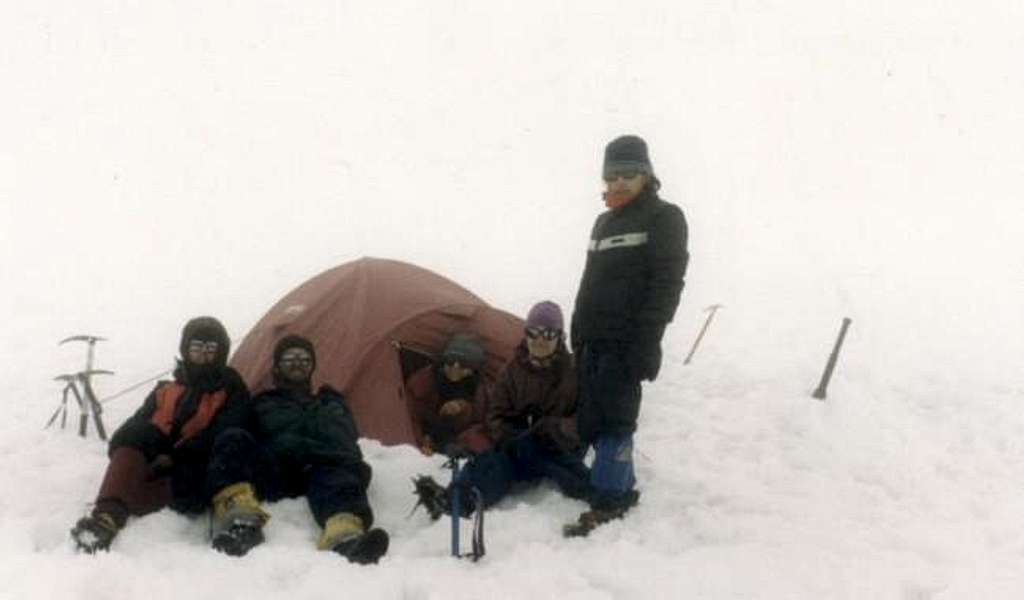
684, 304, 723, 365
812, 317, 852, 400
442, 450, 484, 560
449, 457, 462, 557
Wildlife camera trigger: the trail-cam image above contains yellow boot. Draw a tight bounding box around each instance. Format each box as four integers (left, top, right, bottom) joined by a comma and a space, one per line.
318, 512, 390, 564
211, 482, 270, 556
317, 512, 364, 550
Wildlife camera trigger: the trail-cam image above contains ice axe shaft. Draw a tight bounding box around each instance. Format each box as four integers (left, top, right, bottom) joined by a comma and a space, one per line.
684, 304, 723, 365
813, 317, 852, 400
450, 458, 461, 557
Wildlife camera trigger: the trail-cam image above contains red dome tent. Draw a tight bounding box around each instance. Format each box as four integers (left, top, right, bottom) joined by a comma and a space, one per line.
230, 257, 523, 447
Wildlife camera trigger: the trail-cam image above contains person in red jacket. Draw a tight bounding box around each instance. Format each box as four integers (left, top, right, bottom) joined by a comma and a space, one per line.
405, 333, 493, 456
70, 316, 267, 555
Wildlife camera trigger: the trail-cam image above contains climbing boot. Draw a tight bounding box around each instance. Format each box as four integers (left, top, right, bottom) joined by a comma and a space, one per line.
210, 482, 269, 557
563, 490, 639, 538
71, 511, 122, 553
318, 512, 389, 564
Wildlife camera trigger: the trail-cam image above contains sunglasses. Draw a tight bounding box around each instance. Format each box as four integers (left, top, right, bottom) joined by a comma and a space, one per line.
278, 356, 313, 367
602, 168, 642, 182
525, 327, 561, 341
187, 340, 220, 354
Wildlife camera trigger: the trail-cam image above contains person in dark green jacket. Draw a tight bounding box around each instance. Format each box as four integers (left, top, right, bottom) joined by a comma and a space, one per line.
248, 334, 389, 564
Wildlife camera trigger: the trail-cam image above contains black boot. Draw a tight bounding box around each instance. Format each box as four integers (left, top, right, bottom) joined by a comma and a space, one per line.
70, 512, 121, 553
211, 519, 265, 557
563, 490, 639, 538
562, 506, 628, 538
332, 528, 390, 564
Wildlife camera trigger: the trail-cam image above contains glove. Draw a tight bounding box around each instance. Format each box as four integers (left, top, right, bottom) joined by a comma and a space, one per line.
149, 454, 175, 479
172, 435, 210, 465
439, 399, 471, 418
626, 340, 662, 382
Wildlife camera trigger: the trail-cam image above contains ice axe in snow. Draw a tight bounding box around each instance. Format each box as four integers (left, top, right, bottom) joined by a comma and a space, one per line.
812, 318, 852, 400
683, 304, 723, 365
49, 335, 113, 439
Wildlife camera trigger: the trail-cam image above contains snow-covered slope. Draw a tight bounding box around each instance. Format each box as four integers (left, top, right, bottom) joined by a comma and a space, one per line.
2, 2, 1023, 598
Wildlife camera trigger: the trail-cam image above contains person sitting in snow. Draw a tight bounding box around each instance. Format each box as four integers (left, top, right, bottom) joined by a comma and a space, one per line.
70, 316, 268, 556
406, 333, 493, 457
242, 334, 389, 564
412, 301, 592, 519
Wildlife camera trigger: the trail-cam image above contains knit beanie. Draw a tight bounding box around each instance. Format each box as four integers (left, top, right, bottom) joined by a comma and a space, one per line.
603, 135, 654, 179
440, 333, 486, 369
525, 301, 564, 331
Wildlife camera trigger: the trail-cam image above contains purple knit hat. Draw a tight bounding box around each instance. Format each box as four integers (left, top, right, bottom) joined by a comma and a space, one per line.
525, 301, 564, 331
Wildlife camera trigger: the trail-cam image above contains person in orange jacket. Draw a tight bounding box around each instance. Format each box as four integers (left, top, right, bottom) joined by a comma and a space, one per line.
70, 316, 267, 555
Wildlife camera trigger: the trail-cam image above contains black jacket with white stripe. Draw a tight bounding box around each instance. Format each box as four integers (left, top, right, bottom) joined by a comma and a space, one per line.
571, 187, 689, 347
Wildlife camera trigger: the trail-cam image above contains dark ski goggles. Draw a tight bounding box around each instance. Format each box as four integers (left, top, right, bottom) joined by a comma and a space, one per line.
525, 327, 561, 341
602, 168, 642, 182
278, 356, 313, 367
187, 340, 220, 354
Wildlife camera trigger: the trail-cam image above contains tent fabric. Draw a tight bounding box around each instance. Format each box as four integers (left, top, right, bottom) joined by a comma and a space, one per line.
230, 257, 524, 447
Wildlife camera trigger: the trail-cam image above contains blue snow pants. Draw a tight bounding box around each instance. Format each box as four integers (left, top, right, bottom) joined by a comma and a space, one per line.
453, 434, 592, 511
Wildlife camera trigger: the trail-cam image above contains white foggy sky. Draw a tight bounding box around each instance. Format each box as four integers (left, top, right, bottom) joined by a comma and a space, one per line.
2, 0, 1022, 399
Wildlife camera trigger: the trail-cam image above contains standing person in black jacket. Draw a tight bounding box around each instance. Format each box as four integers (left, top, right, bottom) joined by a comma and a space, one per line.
70, 316, 268, 555
248, 335, 389, 564
565, 135, 689, 537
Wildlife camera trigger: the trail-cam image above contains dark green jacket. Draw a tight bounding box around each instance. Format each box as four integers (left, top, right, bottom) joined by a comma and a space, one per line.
250, 385, 362, 466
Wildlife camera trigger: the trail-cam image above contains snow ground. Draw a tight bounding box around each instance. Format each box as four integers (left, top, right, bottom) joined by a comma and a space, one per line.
2, 2, 1024, 599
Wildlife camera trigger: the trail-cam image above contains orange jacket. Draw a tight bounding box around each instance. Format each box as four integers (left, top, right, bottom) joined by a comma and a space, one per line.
149, 382, 228, 446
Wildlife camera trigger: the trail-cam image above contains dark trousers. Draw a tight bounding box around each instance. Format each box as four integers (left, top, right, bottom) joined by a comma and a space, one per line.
453, 434, 592, 512
577, 342, 643, 510
577, 341, 642, 442
217, 432, 375, 529
95, 427, 254, 523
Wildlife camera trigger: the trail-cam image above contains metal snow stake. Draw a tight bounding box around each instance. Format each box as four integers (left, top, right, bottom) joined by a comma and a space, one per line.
812, 318, 852, 400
